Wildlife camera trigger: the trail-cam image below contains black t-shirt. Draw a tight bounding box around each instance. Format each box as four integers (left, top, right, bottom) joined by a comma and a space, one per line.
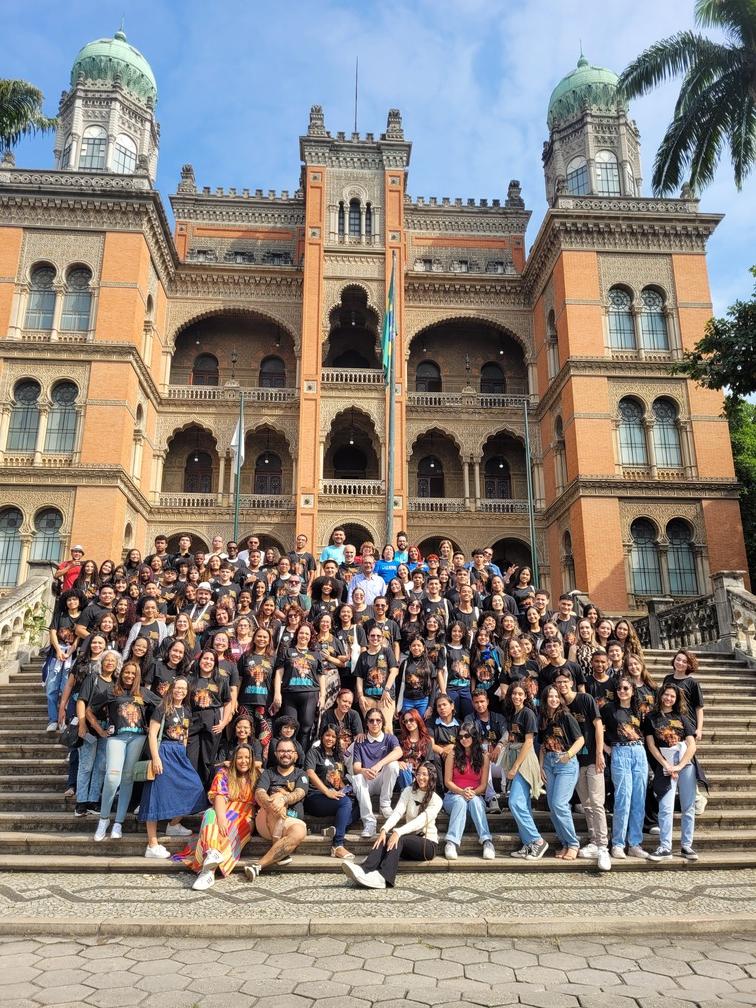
257, 766, 310, 818
78, 673, 112, 725
633, 681, 657, 718
586, 675, 616, 710
215, 734, 263, 765
387, 597, 407, 624
134, 619, 163, 647
304, 746, 348, 790
538, 660, 585, 694
432, 718, 460, 748
52, 611, 78, 647
601, 703, 644, 746
540, 711, 583, 753
151, 702, 191, 744
446, 645, 472, 689
238, 652, 274, 707
279, 648, 322, 693
105, 688, 148, 734
76, 602, 113, 633
464, 711, 507, 750
643, 710, 697, 749
400, 656, 436, 700
507, 707, 538, 744
354, 647, 396, 699
364, 618, 401, 652
145, 659, 180, 699
321, 706, 363, 736
312, 634, 347, 672
288, 550, 316, 578
188, 671, 231, 712
422, 597, 450, 626
567, 692, 600, 764
661, 674, 704, 712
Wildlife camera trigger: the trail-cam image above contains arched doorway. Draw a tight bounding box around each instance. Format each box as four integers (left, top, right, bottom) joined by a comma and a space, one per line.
340, 523, 374, 550
166, 532, 209, 555
489, 537, 531, 572
324, 286, 380, 368
484, 457, 512, 499
417, 536, 462, 557
417, 456, 444, 497
253, 451, 283, 495
183, 450, 213, 493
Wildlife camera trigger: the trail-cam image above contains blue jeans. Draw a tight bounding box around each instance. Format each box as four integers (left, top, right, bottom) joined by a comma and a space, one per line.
402, 697, 429, 717
442, 792, 491, 846
507, 773, 542, 846
543, 750, 580, 849
658, 745, 696, 850
99, 732, 146, 823
447, 687, 473, 720
44, 659, 70, 723
398, 767, 414, 790
304, 790, 356, 847
610, 744, 648, 848
76, 734, 107, 804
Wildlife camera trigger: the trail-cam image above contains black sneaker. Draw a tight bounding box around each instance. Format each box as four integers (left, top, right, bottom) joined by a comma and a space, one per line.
648, 846, 673, 862
74, 803, 88, 817
276, 856, 293, 866
680, 846, 699, 861
243, 864, 262, 882
525, 839, 549, 861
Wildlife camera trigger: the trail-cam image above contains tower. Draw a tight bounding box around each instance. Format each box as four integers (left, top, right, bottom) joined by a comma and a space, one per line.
53, 28, 159, 182
542, 55, 642, 204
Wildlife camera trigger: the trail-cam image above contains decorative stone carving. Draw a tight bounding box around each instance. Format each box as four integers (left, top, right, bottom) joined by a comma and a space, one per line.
320, 397, 384, 437
0, 490, 74, 534
178, 164, 196, 194
0, 361, 89, 403
404, 308, 533, 360
598, 253, 676, 305
307, 105, 327, 137
18, 230, 104, 283
607, 378, 690, 418
166, 301, 301, 353
619, 500, 704, 544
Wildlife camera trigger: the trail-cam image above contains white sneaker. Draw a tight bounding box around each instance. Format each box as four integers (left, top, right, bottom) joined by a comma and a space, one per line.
110, 823, 122, 840
578, 842, 599, 859
341, 861, 366, 885
360, 820, 377, 838
628, 844, 649, 860
487, 797, 500, 813
379, 805, 393, 818
358, 870, 386, 889
166, 823, 192, 837
597, 847, 612, 871
648, 825, 661, 835
243, 863, 262, 882
482, 841, 496, 860
93, 819, 109, 842
145, 843, 170, 859
203, 848, 224, 869
611, 845, 627, 859
46, 721, 58, 732
192, 869, 215, 891
444, 842, 458, 860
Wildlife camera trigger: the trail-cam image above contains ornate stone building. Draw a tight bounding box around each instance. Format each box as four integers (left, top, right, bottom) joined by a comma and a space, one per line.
0, 30, 748, 611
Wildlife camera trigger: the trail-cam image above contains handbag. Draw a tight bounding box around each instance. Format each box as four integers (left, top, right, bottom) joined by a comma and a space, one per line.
133, 717, 164, 782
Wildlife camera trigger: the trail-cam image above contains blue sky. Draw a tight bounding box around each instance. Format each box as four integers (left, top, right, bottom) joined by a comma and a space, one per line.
5, 0, 755, 315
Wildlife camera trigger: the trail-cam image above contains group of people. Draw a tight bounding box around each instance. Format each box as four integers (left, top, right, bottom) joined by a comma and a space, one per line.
43, 528, 706, 891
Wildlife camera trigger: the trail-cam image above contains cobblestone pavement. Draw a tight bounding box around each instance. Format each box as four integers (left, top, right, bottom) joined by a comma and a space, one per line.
1, 931, 755, 1007
1, 868, 756, 927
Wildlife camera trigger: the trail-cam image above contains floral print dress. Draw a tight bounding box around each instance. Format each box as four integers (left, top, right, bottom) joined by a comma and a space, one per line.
184, 767, 255, 878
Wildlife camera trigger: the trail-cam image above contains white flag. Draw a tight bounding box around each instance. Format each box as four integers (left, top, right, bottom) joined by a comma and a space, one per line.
230, 418, 245, 469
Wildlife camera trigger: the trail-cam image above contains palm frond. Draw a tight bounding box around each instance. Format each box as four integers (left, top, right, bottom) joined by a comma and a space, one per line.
695, 0, 756, 47
0, 79, 57, 150
617, 32, 732, 99
728, 95, 756, 187
672, 45, 743, 115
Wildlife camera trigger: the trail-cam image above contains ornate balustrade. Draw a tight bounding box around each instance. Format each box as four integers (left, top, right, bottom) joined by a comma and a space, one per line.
0, 563, 52, 682
157, 492, 219, 508
321, 369, 384, 386
237, 495, 295, 511
2, 454, 75, 468
477, 500, 530, 514
409, 498, 467, 513
407, 391, 530, 410
319, 479, 385, 497
165, 385, 298, 403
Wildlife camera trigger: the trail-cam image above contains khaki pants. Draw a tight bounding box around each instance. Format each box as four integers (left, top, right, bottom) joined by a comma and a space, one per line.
358, 693, 396, 727
576, 763, 608, 848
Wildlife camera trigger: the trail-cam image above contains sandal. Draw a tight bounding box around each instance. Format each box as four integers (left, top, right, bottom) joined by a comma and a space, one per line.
330, 846, 355, 860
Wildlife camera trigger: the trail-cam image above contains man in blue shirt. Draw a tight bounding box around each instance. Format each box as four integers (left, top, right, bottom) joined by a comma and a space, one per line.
319, 528, 346, 568
351, 708, 402, 837
347, 556, 386, 606
394, 531, 409, 564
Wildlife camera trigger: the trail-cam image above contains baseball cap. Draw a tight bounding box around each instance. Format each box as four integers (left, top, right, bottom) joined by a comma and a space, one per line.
71, 545, 85, 553
198, 581, 213, 591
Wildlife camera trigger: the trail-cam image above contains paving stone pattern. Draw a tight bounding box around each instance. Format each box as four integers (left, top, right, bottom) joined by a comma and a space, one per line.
1, 932, 755, 1007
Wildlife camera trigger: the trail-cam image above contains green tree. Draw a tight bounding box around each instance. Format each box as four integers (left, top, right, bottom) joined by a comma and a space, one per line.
618, 0, 756, 195
0, 80, 57, 156
673, 267, 756, 397
726, 395, 756, 581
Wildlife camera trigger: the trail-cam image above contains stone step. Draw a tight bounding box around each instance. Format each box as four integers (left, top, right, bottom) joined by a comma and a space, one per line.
0, 776, 67, 793
0, 827, 749, 858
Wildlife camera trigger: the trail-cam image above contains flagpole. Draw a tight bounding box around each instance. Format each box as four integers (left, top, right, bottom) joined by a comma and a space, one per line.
385, 250, 397, 546
523, 398, 537, 588
233, 391, 244, 542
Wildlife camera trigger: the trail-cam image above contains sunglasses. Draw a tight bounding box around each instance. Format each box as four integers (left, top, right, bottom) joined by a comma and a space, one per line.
616, 685, 632, 691
458, 732, 472, 740
367, 717, 383, 723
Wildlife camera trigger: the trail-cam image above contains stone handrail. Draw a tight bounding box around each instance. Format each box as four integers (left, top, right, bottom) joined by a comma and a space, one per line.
409, 498, 467, 513
321, 369, 385, 386
319, 479, 385, 496
166, 385, 298, 403
477, 500, 530, 514
157, 492, 219, 508
237, 495, 295, 510
407, 392, 530, 409
0, 562, 53, 684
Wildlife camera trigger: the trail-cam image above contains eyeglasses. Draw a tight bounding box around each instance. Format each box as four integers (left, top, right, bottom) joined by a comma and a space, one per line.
458, 732, 472, 740
367, 717, 383, 723
616, 685, 632, 691
402, 718, 416, 725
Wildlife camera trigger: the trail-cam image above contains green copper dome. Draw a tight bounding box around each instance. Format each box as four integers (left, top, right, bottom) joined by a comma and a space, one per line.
547, 55, 624, 129
71, 29, 157, 106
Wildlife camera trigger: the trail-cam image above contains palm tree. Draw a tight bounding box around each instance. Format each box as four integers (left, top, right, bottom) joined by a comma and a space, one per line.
0, 80, 57, 156
618, 0, 756, 194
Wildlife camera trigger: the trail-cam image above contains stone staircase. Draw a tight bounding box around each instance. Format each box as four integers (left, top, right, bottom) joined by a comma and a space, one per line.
1, 650, 755, 875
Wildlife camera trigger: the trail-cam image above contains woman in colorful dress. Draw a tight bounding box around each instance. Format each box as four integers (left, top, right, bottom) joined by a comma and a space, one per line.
184, 743, 258, 891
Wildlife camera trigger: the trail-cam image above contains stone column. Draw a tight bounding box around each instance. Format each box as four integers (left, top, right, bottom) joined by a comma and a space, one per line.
151, 452, 165, 504
611, 420, 623, 475
632, 305, 644, 357
527, 361, 538, 401
0, 407, 10, 460
710, 570, 746, 652
18, 535, 32, 584
359, 205, 366, 244
658, 544, 671, 597
463, 460, 471, 510
218, 453, 226, 503
33, 408, 49, 464
473, 460, 481, 509
644, 417, 657, 478
50, 285, 64, 341
680, 420, 696, 478
372, 207, 380, 242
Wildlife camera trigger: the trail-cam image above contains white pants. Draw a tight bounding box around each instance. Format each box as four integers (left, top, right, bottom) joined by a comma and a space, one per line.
351, 763, 400, 825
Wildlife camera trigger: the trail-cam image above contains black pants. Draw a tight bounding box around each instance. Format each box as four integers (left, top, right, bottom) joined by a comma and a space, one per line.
188, 708, 222, 790
360, 834, 437, 887
282, 691, 320, 750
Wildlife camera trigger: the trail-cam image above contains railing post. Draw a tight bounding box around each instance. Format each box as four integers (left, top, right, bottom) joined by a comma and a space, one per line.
646, 596, 674, 649
711, 570, 746, 652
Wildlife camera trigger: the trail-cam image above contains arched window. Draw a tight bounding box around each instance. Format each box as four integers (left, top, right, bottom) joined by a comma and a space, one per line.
667, 519, 698, 595
348, 199, 361, 237
608, 287, 635, 350
333, 445, 367, 479
563, 531, 575, 590
254, 451, 282, 495
113, 133, 137, 174
25, 265, 56, 331
365, 203, 373, 238
78, 125, 107, 170
415, 361, 442, 393
484, 457, 511, 498
7, 379, 41, 452
546, 309, 559, 378
0, 507, 23, 586
337, 202, 345, 239
630, 518, 662, 595
184, 451, 213, 493
61, 134, 73, 169
480, 362, 505, 394
595, 150, 621, 196
60, 267, 92, 332
566, 156, 589, 195
417, 456, 444, 497
30, 507, 63, 563
652, 398, 682, 468
45, 381, 79, 453
259, 355, 286, 388
640, 288, 669, 350
191, 353, 219, 386
618, 398, 648, 466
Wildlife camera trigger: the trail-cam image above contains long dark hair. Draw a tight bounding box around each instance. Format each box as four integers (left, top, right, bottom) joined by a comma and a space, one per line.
539, 684, 571, 729
413, 761, 438, 815
613, 674, 642, 716
653, 681, 691, 719
453, 726, 484, 773
502, 682, 536, 722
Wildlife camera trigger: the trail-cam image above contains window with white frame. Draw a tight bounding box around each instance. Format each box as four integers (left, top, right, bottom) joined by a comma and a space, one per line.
44, 381, 79, 453
618, 398, 648, 466
25, 265, 56, 330
566, 156, 589, 195
666, 519, 698, 595
7, 379, 41, 452
78, 126, 107, 170
113, 133, 137, 174
608, 287, 635, 350
629, 518, 662, 595
0, 508, 23, 586
60, 267, 92, 332
640, 288, 669, 350
595, 150, 621, 196
652, 398, 683, 468
29, 508, 64, 563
